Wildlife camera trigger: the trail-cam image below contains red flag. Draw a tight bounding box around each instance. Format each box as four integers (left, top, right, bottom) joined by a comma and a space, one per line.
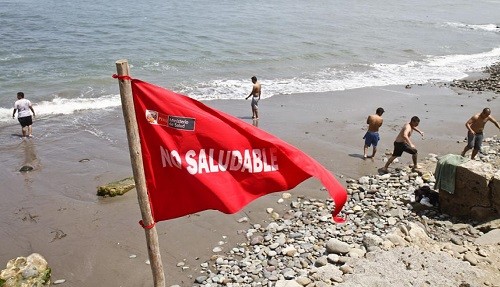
130, 79, 347, 223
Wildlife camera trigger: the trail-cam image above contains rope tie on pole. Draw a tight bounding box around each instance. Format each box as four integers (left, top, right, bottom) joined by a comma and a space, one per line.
139, 220, 156, 230
112, 74, 133, 81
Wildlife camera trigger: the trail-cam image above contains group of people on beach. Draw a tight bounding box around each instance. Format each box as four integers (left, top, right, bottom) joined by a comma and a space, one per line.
243, 76, 499, 173
362, 106, 500, 173
12, 78, 500, 175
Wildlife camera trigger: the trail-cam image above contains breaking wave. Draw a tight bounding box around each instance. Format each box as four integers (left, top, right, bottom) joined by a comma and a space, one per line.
1, 47, 499, 124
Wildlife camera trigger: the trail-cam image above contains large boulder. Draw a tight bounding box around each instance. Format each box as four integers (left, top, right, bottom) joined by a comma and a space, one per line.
439, 160, 499, 221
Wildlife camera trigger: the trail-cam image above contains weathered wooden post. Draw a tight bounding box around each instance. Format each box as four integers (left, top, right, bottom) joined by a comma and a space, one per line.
115, 59, 165, 287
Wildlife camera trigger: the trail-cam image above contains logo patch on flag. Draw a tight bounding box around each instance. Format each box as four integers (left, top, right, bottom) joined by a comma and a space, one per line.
168, 116, 195, 131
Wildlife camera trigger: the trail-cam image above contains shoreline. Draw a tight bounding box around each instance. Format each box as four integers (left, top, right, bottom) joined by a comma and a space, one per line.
1, 80, 499, 286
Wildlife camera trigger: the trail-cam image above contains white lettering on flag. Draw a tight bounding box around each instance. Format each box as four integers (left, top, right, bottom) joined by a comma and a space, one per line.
163, 146, 279, 175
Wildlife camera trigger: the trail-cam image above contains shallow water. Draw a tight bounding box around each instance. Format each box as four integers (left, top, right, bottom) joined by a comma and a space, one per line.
1, 0, 499, 127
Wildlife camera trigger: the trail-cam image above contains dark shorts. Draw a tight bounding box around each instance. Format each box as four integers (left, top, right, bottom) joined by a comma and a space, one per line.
392, 141, 417, 157
466, 132, 483, 150
363, 131, 380, 147
18, 116, 33, 127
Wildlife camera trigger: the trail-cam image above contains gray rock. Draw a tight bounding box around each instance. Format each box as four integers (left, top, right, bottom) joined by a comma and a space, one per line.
474, 229, 500, 245
362, 233, 383, 248
314, 256, 328, 267
275, 280, 302, 287
463, 252, 478, 266
326, 238, 351, 254
195, 276, 207, 284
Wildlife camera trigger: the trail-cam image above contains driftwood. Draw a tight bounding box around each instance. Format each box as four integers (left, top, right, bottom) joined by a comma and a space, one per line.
97, 177, 135, 197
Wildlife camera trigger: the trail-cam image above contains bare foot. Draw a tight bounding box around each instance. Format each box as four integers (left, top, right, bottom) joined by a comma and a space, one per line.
410, 164, 422, 170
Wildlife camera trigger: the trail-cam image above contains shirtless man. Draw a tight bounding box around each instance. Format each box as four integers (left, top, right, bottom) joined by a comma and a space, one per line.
245, 76, 261, 119
382, 116, 424, 172
461, 108, 500, 159
363, 107, 384, 159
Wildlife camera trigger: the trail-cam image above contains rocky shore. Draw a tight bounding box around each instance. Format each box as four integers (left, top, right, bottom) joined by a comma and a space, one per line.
174, 136, 499, 287
449, 62, 500, 95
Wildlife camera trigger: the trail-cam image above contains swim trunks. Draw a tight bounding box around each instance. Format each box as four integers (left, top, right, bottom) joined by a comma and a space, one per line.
466, 131, 484, 150
18, 116, 33, 127
392, 141, 417, 157
251, 96, 259, 109
363, 131, 380, 147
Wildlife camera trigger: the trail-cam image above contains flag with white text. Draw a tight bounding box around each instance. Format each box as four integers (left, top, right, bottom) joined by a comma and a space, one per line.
131, 79, 347, 223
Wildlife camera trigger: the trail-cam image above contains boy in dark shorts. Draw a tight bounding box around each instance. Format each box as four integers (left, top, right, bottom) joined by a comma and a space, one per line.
12, 92, 35, 139
382, 116, 424, 173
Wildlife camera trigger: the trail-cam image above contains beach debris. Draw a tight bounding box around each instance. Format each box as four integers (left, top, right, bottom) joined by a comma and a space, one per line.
15, 208, 39, 223
212, 247, 223, 253
96, 177, 135, 197
129, 254, 137, 259
78, 158, 90, 163
50, 229, 67, 242
0, 253, 51, 286
53, 279, 66, 284
19, 165, 33, 172
237, 216, 249, 223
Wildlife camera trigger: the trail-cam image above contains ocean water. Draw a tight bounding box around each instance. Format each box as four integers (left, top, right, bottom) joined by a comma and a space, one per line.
0, 0, 499, 128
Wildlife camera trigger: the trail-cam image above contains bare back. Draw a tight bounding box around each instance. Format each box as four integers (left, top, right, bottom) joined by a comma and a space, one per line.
252, 82, 261, 97
367, 114, 383, 132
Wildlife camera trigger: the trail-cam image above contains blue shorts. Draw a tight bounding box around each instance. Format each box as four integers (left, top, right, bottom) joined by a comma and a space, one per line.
466, 132, 483, 150
363, 131, 380, 147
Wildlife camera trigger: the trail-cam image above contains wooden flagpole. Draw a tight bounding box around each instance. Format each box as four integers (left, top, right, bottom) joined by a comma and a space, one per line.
115, 59, 166, 287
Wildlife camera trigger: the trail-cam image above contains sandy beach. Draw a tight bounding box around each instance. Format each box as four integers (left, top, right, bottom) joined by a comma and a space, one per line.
1, 82, 499, 286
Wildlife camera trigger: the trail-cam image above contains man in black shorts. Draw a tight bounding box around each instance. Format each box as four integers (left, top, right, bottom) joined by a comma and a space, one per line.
382, 116, 424, 173
12, 92, 36, 139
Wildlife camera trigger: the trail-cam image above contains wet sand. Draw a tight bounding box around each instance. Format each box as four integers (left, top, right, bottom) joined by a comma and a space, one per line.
0, 83, 498, 286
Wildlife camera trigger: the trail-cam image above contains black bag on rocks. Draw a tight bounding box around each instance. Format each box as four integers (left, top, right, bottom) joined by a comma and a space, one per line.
414, 185, 439, 207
